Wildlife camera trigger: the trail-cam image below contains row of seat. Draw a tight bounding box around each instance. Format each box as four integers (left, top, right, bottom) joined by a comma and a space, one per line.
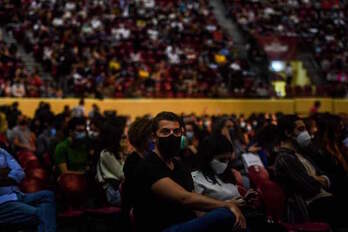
248, 165, 330, 232
14, 150, 330, 231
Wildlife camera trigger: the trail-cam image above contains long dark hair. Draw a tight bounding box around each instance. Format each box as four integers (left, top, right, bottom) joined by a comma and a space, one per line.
100, 121, 124, 159
197, 134, 233, 184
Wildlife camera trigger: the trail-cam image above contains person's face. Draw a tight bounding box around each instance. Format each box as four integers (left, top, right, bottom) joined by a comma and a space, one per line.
155, 120, 182, 139
185, 124, 194, 133
72, 124, 86, 140
222, 120, 234, 138
224, 120, 234, 130
309, 120, 318, 136
293, 120, 306, 137
214, 152, 234, 163
153, 120, 183, 159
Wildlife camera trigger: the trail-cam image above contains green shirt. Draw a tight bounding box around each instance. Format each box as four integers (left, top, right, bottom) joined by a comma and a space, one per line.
54, 138, 89, 174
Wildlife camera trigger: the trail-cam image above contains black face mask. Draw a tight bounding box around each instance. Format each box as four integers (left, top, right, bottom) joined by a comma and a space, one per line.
157, 134, 181, 160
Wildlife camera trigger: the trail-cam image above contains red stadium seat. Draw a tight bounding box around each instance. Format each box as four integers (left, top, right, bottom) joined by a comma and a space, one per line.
58, 173, 88, 210
17, 151, 36, 160
248, 165, 270, 188
282, 222, 331, 232
26, 168, 49, 182
20, 177, 47, 193
18, 154, 39, 168
24, 159, 42, 170
58, 173, 88, 196
57, 174, 88, 229
259, 180, 331, 231
259, 180, 286, 221
42, 152, 53, 168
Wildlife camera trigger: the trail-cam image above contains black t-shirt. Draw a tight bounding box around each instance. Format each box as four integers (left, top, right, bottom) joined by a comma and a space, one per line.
122, 151, 143, 211
134, 152, 196, 232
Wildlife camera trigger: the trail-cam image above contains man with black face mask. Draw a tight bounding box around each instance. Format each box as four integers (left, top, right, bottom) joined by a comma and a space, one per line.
54, 117, 89, 176
133, 112, 246, 232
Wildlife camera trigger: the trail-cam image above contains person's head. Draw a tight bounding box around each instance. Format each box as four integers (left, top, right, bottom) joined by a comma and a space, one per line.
305, 117, 318, 138
256, 124, 280, 162
68, 117, 87, 142
12, 102, 19, 110
88, 118, 101, 139
38, 101, 45, 109
315, 114, 344, 146
184, 122, 200, 145
100, 121, 123, 158
128, 116, 152, 155
277, 115, 311, 148
63, 105, 70, 115
79, 98, 85, 106
212, 117, 234, 140
198, 135, 234, 183
152, 112, 184, 160
314, 100, 321, 109
92, 103, 99, 112
18, 115, 28, 129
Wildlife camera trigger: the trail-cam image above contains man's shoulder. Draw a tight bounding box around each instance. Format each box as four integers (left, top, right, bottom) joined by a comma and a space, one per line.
56, 139, 70, 150
0, 148, 11, 156
274, 149, 296, 163
135, 152, 166, 177
11, 126, 20, 133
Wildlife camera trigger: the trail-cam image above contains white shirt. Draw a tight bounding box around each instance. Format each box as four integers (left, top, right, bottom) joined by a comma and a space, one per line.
191, 171, 240, 201
96, 150, 124, 187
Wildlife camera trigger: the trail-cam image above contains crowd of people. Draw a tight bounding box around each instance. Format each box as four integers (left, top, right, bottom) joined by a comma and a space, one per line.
0, 100, 347, 231
0, 36, 53, 98
0, 0, 347, 98
0, 0, 273, 99
224, 0, 348, 93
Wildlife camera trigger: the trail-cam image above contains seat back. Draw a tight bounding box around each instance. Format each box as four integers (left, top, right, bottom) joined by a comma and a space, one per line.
20, 177, 47, 193
259, 180, 286, 222
248, 165, 270, 188
58, 173, 88, 209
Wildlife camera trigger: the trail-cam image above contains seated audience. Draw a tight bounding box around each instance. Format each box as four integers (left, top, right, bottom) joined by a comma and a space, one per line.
96, 121, 125, 206
54, 117, 89, 176
0, 148, 56, 232
132, 111, 246, 232
12, 115, 36, 153
273, 115, 348, 230
123, 116, 153, 212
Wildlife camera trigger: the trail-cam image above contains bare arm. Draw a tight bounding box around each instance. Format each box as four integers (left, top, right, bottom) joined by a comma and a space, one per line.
151, 177, 246, 229
58, 163, 84, 175
13, 136, 31, 150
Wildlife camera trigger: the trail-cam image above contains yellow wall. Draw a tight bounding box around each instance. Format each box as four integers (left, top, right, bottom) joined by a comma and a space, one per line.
0, 98, 346, 119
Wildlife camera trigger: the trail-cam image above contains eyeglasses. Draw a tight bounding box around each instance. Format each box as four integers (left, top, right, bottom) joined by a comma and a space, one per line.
158, 128, 182, 137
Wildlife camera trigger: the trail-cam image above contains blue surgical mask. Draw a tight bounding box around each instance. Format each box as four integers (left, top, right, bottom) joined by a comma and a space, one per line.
296, 130, 311, 148
50, 128, 56, 137
74, 131, 86, 140
148, 141, 155, 152
186, 131, 194, 141
88, 131, 99, 139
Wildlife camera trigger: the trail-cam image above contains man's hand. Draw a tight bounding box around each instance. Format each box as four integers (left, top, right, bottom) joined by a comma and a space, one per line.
248, 143, 261, 153
313, 175, 329, 188
226, 197, 246, 207
225, 201, 247, 230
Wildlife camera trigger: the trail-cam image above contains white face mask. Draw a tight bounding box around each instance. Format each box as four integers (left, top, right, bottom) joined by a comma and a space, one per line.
210, 159, 228, 175
296, 130, 311, 147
